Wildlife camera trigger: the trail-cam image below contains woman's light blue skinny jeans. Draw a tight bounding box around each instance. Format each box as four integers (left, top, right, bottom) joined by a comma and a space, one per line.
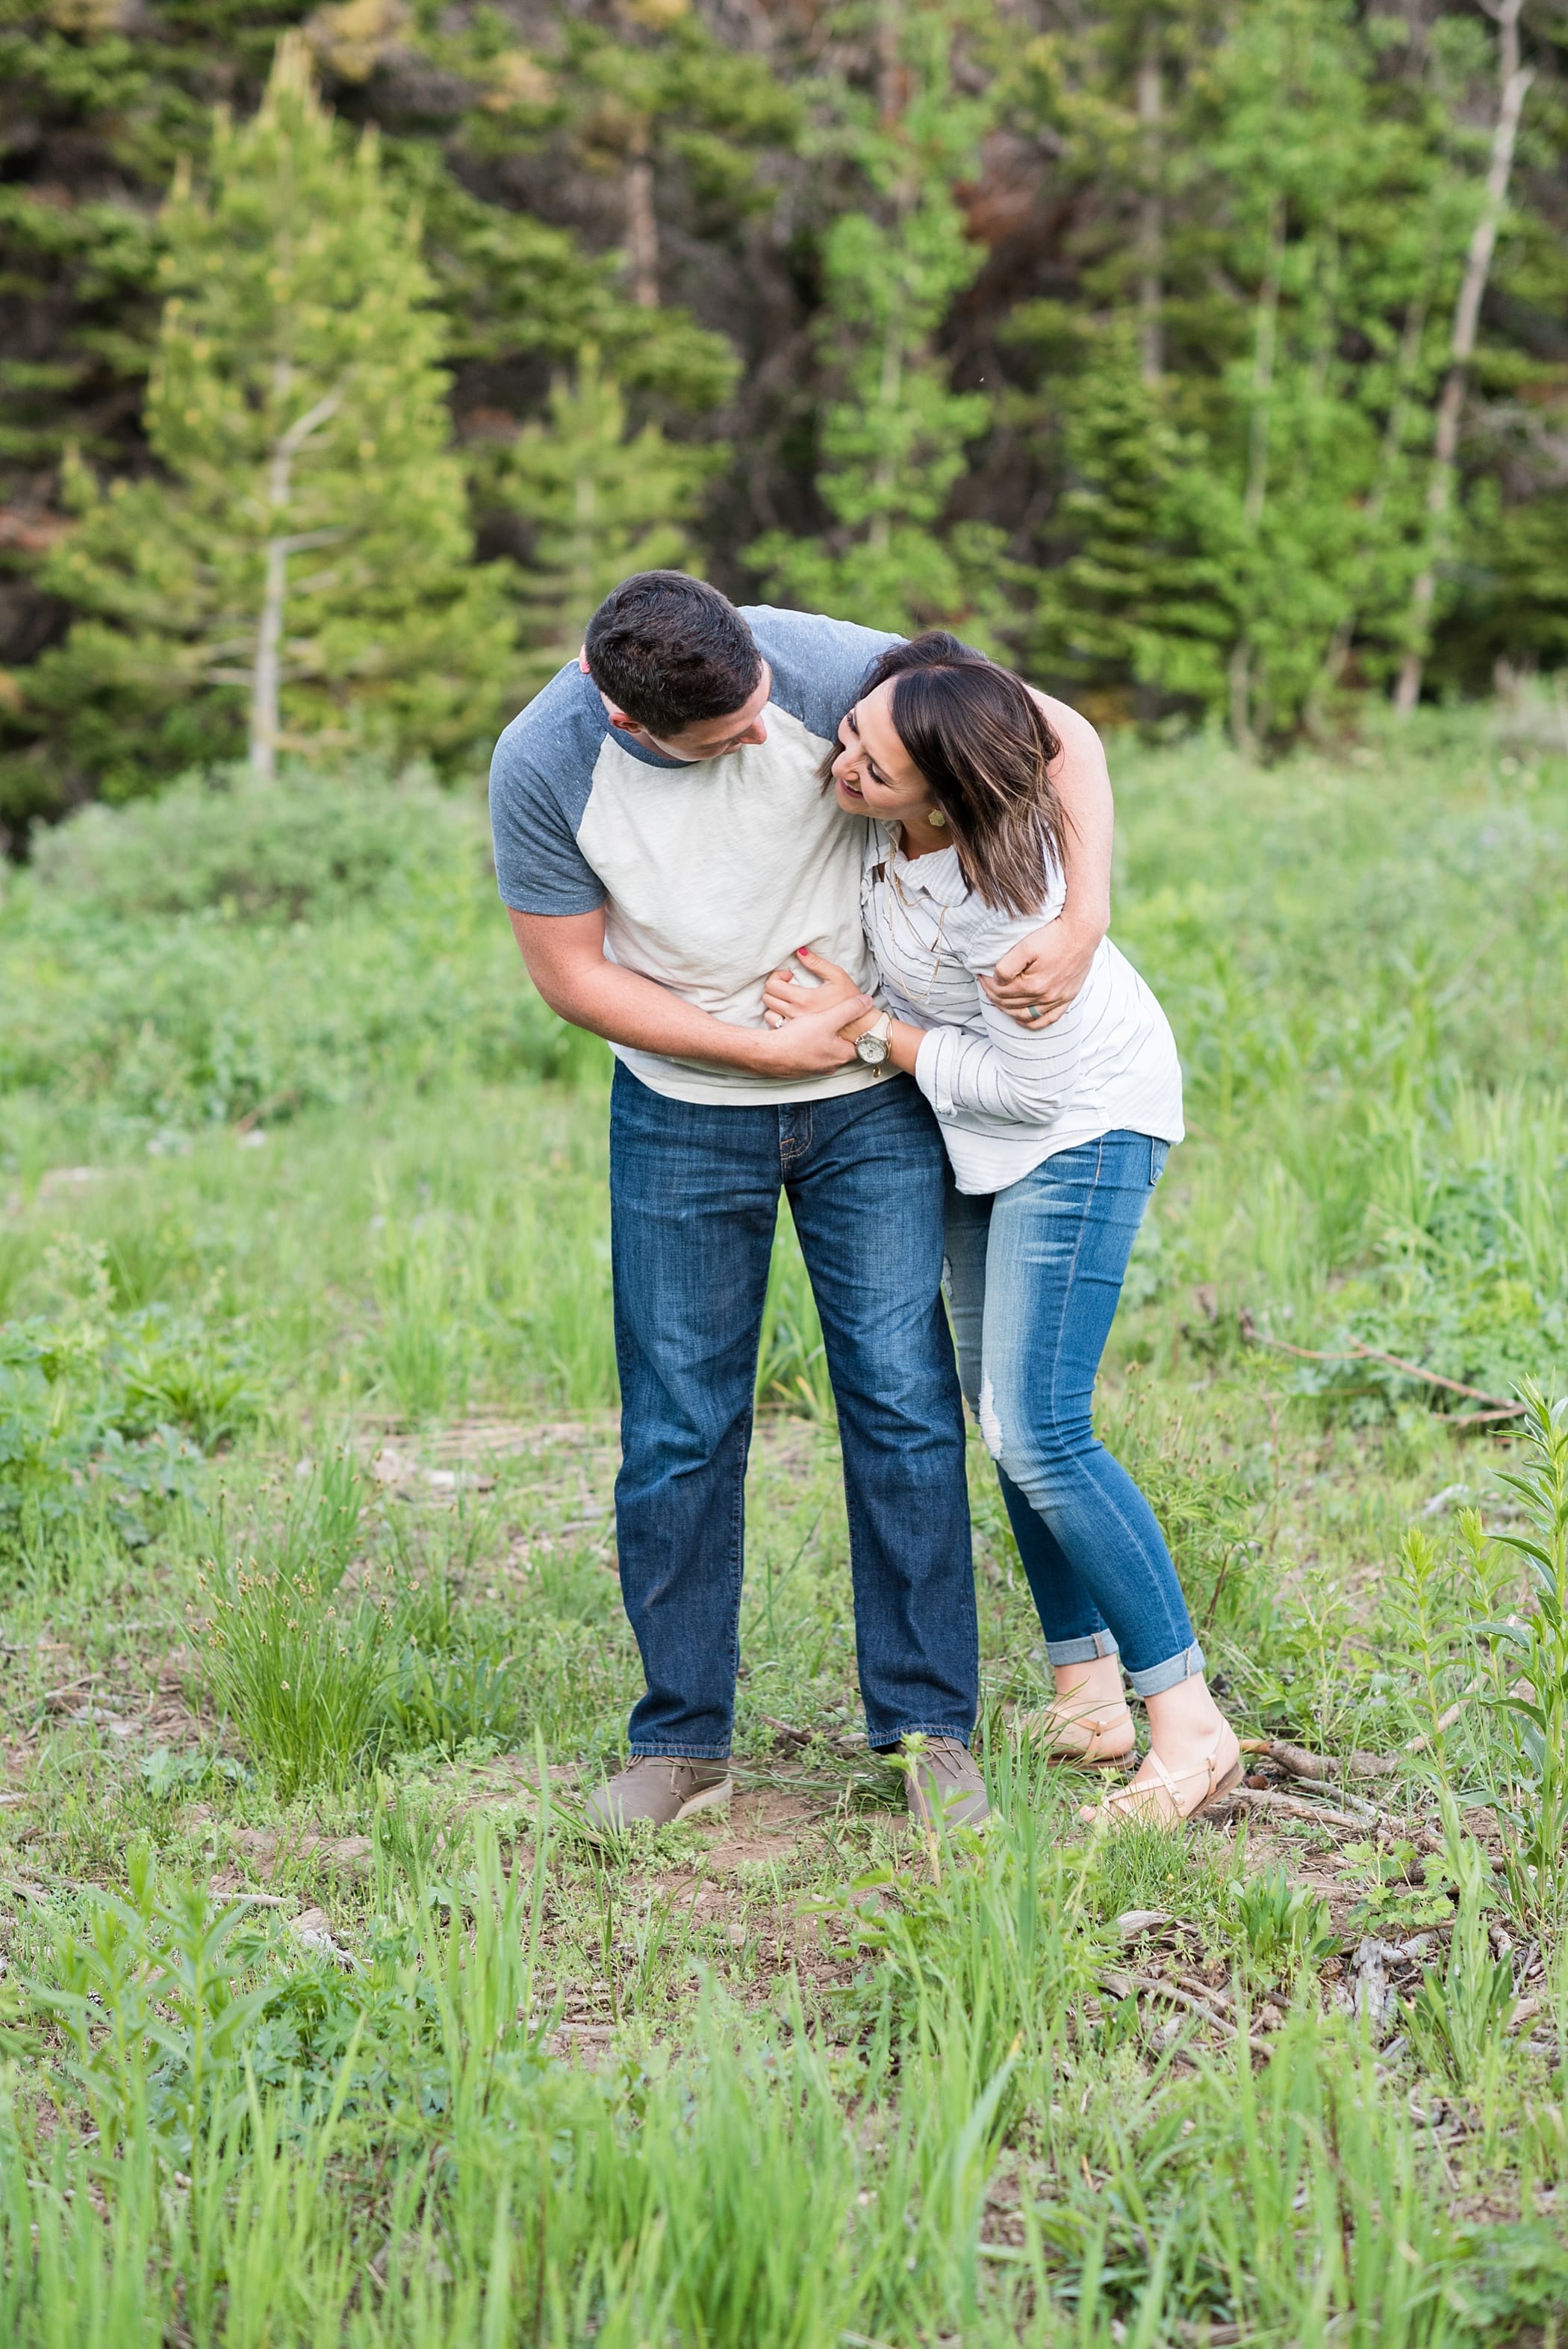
943, 1130, 1204, 1698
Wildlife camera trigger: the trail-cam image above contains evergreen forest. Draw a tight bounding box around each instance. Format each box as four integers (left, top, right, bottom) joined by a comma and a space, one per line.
2, 0, 1567, 838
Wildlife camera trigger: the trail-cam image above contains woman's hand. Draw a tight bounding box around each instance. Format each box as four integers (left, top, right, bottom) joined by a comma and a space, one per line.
752, 971, 874, 1073
762, 946, 876, 1036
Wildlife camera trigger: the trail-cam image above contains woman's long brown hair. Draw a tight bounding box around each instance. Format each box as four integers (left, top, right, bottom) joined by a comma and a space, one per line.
824, 633, 1070, 916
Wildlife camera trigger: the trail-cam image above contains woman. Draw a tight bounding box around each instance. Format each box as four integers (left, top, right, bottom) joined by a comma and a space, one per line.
762, 633, 1241, 1827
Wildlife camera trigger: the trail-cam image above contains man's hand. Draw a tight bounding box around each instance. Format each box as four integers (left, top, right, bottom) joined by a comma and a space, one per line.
980, 915, 1101, 1030
753, 977, 873, 1072
509, 907, 870, 1076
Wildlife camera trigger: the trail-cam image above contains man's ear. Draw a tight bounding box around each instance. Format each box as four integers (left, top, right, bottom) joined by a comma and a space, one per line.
606, 709, 643, 736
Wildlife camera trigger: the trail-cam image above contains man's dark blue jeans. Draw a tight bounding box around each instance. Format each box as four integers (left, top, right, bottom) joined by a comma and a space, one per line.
609, 1061, 977, 1760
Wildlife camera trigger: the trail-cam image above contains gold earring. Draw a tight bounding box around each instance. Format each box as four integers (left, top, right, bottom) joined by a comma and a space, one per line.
929, 809, 947, 827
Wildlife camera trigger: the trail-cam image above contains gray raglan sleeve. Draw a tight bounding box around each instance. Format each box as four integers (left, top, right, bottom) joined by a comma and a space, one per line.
488, 706, 606, 917
744, 607, 905, 741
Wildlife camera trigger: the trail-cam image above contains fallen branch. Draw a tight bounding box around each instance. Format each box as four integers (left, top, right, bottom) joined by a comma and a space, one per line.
1240, 1737, 1401, 1783
1101, 1968, 1272, 2056
1238, 1313, 1524, 1417
1231, 1787, 1384, 1831
760, 1714, 811, 1751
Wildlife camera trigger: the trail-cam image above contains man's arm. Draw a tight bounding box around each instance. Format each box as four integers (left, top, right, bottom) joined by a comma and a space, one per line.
509, 907, 870, 1077
981, 694, 1113, 1025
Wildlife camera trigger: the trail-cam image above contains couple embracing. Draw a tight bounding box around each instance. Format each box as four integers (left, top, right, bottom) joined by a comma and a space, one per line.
490, 573, 1240, 1837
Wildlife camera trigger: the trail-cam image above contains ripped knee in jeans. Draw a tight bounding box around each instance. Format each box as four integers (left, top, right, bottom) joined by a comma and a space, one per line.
977, 1374, 1005, 1460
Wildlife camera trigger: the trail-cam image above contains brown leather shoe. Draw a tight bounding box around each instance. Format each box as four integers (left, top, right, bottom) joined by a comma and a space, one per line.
895, 1736, 991, 1831
582, 1755, 732, 1838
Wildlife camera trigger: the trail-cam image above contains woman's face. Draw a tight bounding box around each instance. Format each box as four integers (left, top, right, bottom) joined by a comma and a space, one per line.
830, 680, 936, 824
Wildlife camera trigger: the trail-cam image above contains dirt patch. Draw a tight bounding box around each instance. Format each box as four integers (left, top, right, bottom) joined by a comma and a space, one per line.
694, 1782, 829, 1870
227, 1826, 375, 1879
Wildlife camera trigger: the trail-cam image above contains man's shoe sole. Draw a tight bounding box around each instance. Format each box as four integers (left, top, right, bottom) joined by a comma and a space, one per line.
674, 1774, 734, 1820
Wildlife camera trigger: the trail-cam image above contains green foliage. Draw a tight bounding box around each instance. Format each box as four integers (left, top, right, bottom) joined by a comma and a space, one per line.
1404, 1818, 1515, 2093
1, 763, 578, 1141
25, 1849, 279, 2158
749, 0, 1007, 637
28, 756, 469, 924
1477, 1386, 1568, 1925
490, 349, 717, 695
0, 1234, 234, 1573
10, 37, 514, 809
1228, 1864, 1338, 1986
200, 1465, 395, 1799
754, 1210, 834, 1420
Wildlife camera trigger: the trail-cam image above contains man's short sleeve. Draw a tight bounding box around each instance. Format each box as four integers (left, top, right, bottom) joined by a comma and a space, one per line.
488, 668, 607, 915
744, 608, 905, 742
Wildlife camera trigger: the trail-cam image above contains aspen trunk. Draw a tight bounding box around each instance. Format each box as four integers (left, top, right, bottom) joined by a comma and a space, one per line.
249, 381, 343, 782
625, 122, 659, 310
1394, 0, 1532, 715
1136, 24, 1163, 388
251, 535, 288, 785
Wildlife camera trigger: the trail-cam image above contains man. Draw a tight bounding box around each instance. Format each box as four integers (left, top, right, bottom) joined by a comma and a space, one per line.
489, 573, 1113, 1834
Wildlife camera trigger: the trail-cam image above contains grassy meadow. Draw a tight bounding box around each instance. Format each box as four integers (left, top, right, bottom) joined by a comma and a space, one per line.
2, 700, 1568, 2344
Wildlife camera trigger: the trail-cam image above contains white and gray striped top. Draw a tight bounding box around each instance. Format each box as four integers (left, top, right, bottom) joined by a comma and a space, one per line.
861, 825, 1184, 1195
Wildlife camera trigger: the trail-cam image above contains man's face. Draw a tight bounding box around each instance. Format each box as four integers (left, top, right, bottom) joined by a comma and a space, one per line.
584, 656, 773, 762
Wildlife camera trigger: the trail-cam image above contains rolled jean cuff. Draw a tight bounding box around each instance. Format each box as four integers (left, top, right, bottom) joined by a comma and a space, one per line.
868, 1723, 975, 1753
629, 1742, 733, 1762
1127, 1640, 1206, 1699
1045, 1630, 1121, 1668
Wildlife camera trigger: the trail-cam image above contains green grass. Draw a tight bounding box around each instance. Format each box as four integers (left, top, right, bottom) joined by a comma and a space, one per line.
2, 708, 1568, 2342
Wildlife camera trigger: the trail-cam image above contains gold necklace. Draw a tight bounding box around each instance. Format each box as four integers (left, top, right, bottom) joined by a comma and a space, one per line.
880, 845, 948, 1006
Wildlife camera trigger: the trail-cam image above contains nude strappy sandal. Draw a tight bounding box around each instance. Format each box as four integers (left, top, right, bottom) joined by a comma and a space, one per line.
1078, 1725, 1243, 1829
1018, 1694, 1136, 1768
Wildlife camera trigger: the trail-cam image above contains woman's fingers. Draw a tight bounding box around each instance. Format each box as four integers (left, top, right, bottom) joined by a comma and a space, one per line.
794, 945, 853, 986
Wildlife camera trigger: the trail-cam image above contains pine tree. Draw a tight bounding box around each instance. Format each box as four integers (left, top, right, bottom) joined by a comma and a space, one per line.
11, 35, 513, 802
1016, 0, 1474, 744
747, 0, 1005, 637
488, 349, 718, 694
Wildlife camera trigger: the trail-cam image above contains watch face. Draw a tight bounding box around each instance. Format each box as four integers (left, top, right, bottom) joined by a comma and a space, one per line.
856, 1031, 889, 1065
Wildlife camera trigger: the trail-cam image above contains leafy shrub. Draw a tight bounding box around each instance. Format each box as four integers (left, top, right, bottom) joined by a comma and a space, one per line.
28, 759, 467, 925
1227, 1866, 1337, 1986
25, 1850, 278, 2158
1404, 1829, 1515, 2091
0, 1239, 224, 1568
2, 766, 593, 1139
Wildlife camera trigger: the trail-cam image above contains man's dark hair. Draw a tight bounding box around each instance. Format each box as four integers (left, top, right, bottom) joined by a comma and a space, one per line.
584, 572, 763, 736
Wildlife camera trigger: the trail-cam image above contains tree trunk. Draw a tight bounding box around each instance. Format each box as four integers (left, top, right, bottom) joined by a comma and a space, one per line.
249, 381, 343, 782
625, 122, 659, 310
1231, 194, 1286, 753
1136, 23, 1163, 388
1394, 0, 1532, 716
252, 535, 287, 784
